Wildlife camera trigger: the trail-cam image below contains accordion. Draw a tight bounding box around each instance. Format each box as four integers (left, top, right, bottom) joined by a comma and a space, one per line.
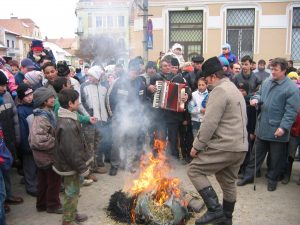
153, 80, 186, 112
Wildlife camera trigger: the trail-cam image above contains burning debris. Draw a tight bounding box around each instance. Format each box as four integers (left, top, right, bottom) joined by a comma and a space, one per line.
107, 138, 204, 225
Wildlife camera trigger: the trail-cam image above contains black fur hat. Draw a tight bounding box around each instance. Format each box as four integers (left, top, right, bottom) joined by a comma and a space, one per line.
202, 56, 223, 77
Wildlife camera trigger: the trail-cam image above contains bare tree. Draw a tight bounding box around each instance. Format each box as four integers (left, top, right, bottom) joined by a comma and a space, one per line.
76, 35, 122, 65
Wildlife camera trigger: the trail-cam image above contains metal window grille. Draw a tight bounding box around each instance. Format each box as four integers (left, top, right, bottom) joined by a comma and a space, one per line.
226, 9, 255, 60
169, 10, 203, 60
292, 8, 300, 61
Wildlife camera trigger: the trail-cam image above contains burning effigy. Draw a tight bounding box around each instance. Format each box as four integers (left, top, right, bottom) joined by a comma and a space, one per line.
107, 138, 204, 225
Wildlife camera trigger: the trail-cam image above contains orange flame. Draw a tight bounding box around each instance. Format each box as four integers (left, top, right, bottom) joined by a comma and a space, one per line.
129, 138, 183, 222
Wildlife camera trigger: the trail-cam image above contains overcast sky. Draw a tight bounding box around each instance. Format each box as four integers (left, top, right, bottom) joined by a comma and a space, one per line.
1, 0, 78, 38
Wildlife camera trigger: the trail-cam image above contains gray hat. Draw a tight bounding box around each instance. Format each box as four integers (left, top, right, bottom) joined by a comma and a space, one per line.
33, 87, 55, 108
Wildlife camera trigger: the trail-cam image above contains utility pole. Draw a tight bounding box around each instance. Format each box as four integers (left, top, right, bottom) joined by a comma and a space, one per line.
135, 0, 152, 62
142, 0, 149, 62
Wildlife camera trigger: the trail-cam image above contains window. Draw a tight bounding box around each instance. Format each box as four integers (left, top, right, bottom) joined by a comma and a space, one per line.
88, 13, 92, 28
226, 8, 255, 59
6, 40, 9, 48
12, 40, 14, 48
169, 10, 203, 60
291, 8, 300, 61
118, 16, 125, 27
107, 16, 113, 27
96, 16, 102, 28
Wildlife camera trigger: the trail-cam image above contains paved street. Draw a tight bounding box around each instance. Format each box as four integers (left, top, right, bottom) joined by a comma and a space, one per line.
5, 160, 300, 225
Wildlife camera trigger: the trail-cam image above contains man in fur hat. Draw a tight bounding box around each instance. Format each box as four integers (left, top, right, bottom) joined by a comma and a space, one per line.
187, 56, 248, 225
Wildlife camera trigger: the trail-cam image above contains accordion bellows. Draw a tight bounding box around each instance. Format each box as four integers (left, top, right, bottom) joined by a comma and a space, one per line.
153, 80, 186, 112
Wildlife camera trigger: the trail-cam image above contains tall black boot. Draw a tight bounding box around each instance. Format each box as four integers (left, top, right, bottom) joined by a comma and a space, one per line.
215, 200, 235, 225
195, 186, 225, 225
282, 157, 294, 184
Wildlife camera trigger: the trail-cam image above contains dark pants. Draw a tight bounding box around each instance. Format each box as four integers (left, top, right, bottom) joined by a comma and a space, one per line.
244, 137, 287, 184
179, 123, 193, 161
240, 133, 255, 174
2, 170, 12, 199
95, 121, 111, 165
36, 167, 61, 211
23, 154, 37, 194
166, 122, 181, 158
0, 169, 6, 225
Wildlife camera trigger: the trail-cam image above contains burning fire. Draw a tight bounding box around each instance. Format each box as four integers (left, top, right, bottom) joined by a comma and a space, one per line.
128, 138, 183, 222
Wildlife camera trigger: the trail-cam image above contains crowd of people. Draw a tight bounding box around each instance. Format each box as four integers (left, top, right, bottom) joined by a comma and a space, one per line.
0, 39, 299, 225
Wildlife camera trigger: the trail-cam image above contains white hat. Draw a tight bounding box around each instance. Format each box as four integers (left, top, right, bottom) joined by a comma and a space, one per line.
172, 43, 183, 51
87, 66, 103, 80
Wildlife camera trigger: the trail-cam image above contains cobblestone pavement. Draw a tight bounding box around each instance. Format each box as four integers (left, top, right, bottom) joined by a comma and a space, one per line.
5, 160, 300, 225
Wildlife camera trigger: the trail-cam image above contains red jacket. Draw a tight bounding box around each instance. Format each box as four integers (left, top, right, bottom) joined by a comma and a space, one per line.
291, 111, 300, 137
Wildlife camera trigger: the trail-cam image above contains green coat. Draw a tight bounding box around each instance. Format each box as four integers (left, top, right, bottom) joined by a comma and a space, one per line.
53, 98, 90, 124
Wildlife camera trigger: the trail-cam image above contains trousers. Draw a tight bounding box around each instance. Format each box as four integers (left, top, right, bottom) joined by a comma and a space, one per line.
36, 167, 61, 211
188, 148, 246, 202
244, 137, 287, 184
63, 174, 80, 222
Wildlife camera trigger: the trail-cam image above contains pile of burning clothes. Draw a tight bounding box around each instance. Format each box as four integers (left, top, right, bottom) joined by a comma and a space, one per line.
107, 139, 204, 225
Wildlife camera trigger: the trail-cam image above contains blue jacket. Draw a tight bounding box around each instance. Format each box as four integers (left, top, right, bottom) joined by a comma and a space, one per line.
252, 77, 300, 142
219, 52, 237, 64
17, 104, 34, 154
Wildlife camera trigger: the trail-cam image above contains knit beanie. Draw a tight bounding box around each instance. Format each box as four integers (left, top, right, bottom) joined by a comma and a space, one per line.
222, 43, 231, 51
25, 71, 43, 86
146, 61, 157, 70
31, 40, 43, 52
57, 61, 70, 77
0, 71, 8, 85
17, 83, 33, 100
33, 87, 55, 108
87, 66, 103, 80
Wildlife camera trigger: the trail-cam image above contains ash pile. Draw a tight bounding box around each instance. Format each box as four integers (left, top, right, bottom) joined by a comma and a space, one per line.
107, 139, 204, 225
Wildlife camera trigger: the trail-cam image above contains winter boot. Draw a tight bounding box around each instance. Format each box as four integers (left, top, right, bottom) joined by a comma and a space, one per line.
195, 186, 225, 225
215, 200, 235, 225
282, 157, 294, 184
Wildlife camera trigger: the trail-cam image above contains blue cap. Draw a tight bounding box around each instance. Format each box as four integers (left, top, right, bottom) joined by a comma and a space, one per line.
21, 58, 35, 69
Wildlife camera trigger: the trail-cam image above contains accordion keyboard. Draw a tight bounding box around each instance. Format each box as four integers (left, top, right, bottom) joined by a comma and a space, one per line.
153, 80, 163, 108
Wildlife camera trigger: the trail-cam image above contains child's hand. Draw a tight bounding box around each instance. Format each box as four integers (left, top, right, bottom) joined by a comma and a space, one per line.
90, 117, 97, 124
200, 108, 206, 113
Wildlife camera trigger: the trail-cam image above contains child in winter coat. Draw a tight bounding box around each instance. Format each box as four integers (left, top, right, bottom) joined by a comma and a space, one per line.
188, 77, 208, 138
53, 89, 92, 225
29, 87, 62, 213
16, 84, 37, 196
282, 111, 300, 184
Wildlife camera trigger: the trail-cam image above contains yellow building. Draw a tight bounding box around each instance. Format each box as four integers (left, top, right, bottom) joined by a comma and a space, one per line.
131, 0, 300, 63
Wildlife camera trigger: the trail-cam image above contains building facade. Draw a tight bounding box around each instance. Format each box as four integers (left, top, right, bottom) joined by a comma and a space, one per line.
131, 0, 300, 63
75, 0, 130, 64
0, 17, 42, 60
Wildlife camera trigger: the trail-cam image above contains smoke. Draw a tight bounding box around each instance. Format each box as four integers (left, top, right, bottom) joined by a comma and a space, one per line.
108, 71, 152, 171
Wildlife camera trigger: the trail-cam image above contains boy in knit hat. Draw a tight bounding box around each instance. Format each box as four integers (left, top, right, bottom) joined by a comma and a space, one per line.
16, 84, 37, 197
219, 43, 237, 64
80, 66, 109, 175
29, 87, 62, 214
24, 70, 43, 91
53, 89, 91, 225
